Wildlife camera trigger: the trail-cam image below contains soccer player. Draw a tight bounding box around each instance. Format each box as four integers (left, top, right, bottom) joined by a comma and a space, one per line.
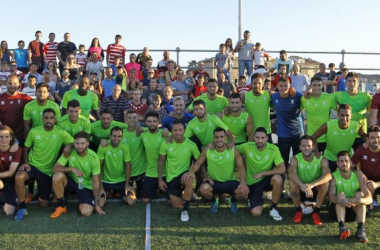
352, 125, 380, 209
0, 126, 22, 216
98, 127, 135, 207
162, 96, 194, 132
158, 121, 200, 221
288, 135, 331, 225
217, 93, 253, 144
57, 99, 91, 137
312, 104, 366, 172
14, 108, 73, 221
236, 127, 285, 220
140, 111, 167, 203
328, 151, 372, 243
50, 131, 105, 218
185, 127, 249, 214
301, 76, 337, 153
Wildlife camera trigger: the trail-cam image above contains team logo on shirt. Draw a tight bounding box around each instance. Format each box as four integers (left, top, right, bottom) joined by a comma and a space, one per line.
72, 157, 76, 161
337, 180, 342, 185
168, 147, 173, 152
300, 163, 304, 168
291, 100, 294, 105
36, 135, 41, 139
275, 100, 278, 103
249, 152, 253, 157
9, 156, 13, 161
226, 153, 230, 158
32, 110, 36, 115
0, 101, 4, 105
351, 183, 355, 187
342, 133, 345, 136
53, 134, 57, 139
107, 151, 111, 155
363, 155, 368, 160
371, 159, 375, 162
10, 101, 13, 105
323, 101, 326, 105
211, 154, 215, 158
351, 130, 354, 134
333, 132, 337, 136
195, 127, 200, 131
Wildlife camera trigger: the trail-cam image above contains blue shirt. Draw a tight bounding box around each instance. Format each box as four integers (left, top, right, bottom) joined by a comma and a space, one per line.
101, 78, 116, 98
337, 77, 347, 92
161, 97, 174, 113
14, 49, 28, 67
271, 92, 303, 137
110, 65, 117, 77
162, 113, 195, 131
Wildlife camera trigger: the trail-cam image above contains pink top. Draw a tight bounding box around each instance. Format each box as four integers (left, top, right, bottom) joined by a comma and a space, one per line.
88, 47, 103, 60
124, 62, 141, 79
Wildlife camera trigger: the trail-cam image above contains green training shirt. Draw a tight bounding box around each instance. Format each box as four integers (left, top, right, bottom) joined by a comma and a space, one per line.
91, 120, 127, 146
244, 90, 271, 134
188, 94, 228, 115
23, 100, 61, 128
332, 170, 360, 198
295, 153, 323, 184
141, 130, 166, 178
122, 129, 147, 177
206, 148, 235, 182
221, 111, 249, 144
57, 114, 92, 137
61, 89, 99, 118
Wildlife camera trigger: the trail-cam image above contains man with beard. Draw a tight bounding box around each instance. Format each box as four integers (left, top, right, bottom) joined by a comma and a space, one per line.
162, 96, 194, 132
312, 104, 366, 172
352, 125, 380, 209
288, 135, 331, 225
267, 50, 294, 76
140, 111, 167, 203
187, 79, 228, 115
61, 76, 100, 120
184, 127, 249, 214
236, 127, 285, 220
157, 50, 176, 72
217, 93, 253, 144
301, 76, 337, 153
50, 131, 105, 218
14, 108, 73, 221
158, 121, 200, 221
23, 83, 61, 137
193, 61, 210, 80
328, 151, 372, 243
0, 75, 32, 145
57, 99, 91, 137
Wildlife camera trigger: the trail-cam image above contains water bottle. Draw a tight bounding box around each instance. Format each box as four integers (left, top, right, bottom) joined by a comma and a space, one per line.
78, 177, 84, 189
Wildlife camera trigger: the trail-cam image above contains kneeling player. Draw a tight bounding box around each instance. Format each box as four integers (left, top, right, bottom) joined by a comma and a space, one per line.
288, 135, 331, 225
98, 127, 136, 207
328, 151, 372, 243
158, 121, 200, 221
50, 132, 105, 218
236, 127, 285, 221
187, 127, 249, 214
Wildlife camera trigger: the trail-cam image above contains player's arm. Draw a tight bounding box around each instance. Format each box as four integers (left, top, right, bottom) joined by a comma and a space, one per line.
288, 157, 304, 186
226, 129, 236, 146
255, 161, 286, 180
92, 174, 106, 214
216, 111, 223, 120
246, 115, 254, 141
358, 125, 367, 142
21, 146, 30, 165
188, 147, 208, 175
311, 123, 328, 156
124, 161, 133, 190
157, 154, 167, 190
52, 161, 71, 174
234, 148, 249, 196
369, 109, 378, 127
24, 120, 31, 139
328, 177, 338, 204
308, 157, 332, 187
56, 49, 64, 65
0, 161, 19, 178
347, 172, 372, 206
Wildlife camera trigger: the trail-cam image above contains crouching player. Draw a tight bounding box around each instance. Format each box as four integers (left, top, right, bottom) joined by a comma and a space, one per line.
328, 151, 372, 243
50, 131, 105, 218
98, 126, 136, 207
288, 135, 331, 225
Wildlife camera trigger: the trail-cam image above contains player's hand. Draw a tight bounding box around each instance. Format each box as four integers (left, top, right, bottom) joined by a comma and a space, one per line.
168, 111, 175, 118
95, 205, 106, 215
367, 180, 377, 191
238, 183, 249, 197
125, 185, 135, 193
289, 87, 297, 97
9, 142, 19, 153
226, 142, 234, 150
253, 173, 263, 180
207, 143, 215, 150
159, 180, 167, 191
166, 135, 173, 144
18, 163, 31, 172
203, 178, 214, 185
63, 144, 72, 158
100, 139, 109, 148
162, 128, 169, 137
182, 171, 194, 181
362, 141, 369, 149
303, 90, 312, 99
71, 167, 83, 177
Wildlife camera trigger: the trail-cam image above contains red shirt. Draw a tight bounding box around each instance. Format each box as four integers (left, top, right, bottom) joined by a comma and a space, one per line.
43, 42, 59, 62
271, 75, 291, 88
0, 92, 32, 140
193, 85, 207, 98
237, 85, 251, 96
107, 44, 126, 65
352, 146, 380, 182
0, 147, 22, 173
28, 41, 44, 63
194, 71, 210, 79
130, 102, 147, 116
370, 93, 380, 126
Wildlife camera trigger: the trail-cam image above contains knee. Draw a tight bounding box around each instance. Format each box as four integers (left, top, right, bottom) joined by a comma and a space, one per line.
80, 207, 93, 217
142, 198, 150, 204
124, 196, 136, 206
15, 172, 27, 182
271, 175, 283, 186
199, 183, 212, 196
172, 203, 182, 209
0, 180, 3, 190
52, 172, 65, 183
289, 180, 298, 191
250, 207, 262, 217
318, 182, 329, 192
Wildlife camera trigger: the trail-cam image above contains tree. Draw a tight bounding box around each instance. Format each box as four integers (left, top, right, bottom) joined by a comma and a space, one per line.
187, 60, 197, 70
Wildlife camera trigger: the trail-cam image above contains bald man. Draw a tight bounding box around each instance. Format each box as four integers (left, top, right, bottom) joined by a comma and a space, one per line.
100, 84, 129, 122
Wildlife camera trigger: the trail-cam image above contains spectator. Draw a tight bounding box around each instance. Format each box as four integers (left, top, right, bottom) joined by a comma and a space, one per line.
64, 54, 81, 82
12, 40, 28, 74
41, 69, 56, 100
87, 38, 104, 62
193, 61, 210, 79
100, 84, 129, 123
28, 31, 44, 73
290, 64, 310, 92
43, 33, 58, 66
136, 47, 152, 69
236, 75, 251, 97
0, 41, 12, 64
164, 61, 177, 86
253, 42, 269, 69
157, 50, 176, 72
267, 50, 294, 76
106, 34, 125, 66
218, 72, 236, 98
336, 68, 349, 92
9, 61, 25, 83
171, 69, 189, 102
271, 64, 291, 89
46, 61, 61, 83
129, 88, 147, 125
57, 32, 77, 73
55, 69, 72, 103
140, 57, 157, 80
86, 52, 104, 81
313, 63, 330, 93
22, 75, 37, 99
142, 78, 164, 106
190, 74, 207, 100
22, 63, 42, 87
145, 94, 167, 127
234, 30, 254, 77
161, 86, 174, 113
125, 53, 141, 78
101, 67, 116, 98
109, 56, 122, 77
214, 44, 231, 82
75, 44, 87, 71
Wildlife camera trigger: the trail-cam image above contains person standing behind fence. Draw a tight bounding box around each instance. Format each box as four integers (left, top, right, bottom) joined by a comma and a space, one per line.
214, 44, 231, 82
234, 30, 254, 77
106, 34, 125, 66
87, 38, 104, 62
28, 31, 44, 74
57, 33, 77, 74
43, 33, 59, 67
13, 41, 28, 74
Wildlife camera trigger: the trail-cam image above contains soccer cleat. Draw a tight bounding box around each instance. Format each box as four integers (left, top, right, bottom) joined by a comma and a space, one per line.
14, 208, 28, 221
339, 226, 350, 240
312, 213, 323, 225
269, 208, 283, 221
25, 193, 35, 204
229, 199, 238, 214
181, 210, 189, 222
355, 229, 369, 243
293, 211, 303, 223
50, 206, 67, 218
209, 199, 219, 213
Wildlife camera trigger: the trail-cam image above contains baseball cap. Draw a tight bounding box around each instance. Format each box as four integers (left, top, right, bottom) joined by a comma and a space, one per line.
90, 71, 98, 75
42, 69, 50, 74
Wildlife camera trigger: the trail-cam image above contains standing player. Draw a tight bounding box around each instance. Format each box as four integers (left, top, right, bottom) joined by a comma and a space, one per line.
158, 121, 200, 221
236, 127, 285, 220
57, 99, 91, 137
14, 108, 73, 221
0, 126, 22, 216
98, 127, 135, 207
288, 135, 331, 225
50, 131, 105, 218
184, 127, 249, 214
328, 151, 372, 243
162, 96, 194, 132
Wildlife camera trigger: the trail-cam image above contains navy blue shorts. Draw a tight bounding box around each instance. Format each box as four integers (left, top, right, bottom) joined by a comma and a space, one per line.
248, 176, 273, 209
65, 177, 94, 206
328, 202, 356, 222
0, 178, 17, 207
166, 172, 186, 198
103, 181, 126, 197
24, 165, 52, 201
129, 173, 145, 197
207, 180, 239, 196
142, 176, 166, 199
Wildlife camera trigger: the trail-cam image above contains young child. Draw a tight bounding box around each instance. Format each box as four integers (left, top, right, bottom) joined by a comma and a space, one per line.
113, 66, 127, 92
236, 75, 251, 97
75, 44, 87, 73
253, 42, 269, 69
0, 62, 10, 93
263, 79, 272, 91
55, 69, 72, 103
129, 88, 147, 126
190, 74, 207, 100
328, 63, 337, 93
13, 40, 28, 74
110, 56, 122, 77
22, 75, 37, 99
216, 87, 224, 97
157, 69, 166, 90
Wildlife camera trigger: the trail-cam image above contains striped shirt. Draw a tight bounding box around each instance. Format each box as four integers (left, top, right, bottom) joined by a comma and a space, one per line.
43, 42, 59, 62
106, 44, 126, 65
100, 96, 129, 122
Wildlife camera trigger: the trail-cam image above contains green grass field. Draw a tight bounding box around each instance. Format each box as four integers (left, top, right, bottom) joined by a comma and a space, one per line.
1, 198, 380, 249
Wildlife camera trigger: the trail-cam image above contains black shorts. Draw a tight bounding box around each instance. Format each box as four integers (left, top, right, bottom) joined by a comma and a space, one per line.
317, 142, 326, 154
278, 135, 301, 166
129, 173, 145, 197
248, 176, 273, 209
142, 176, 166, 199
65, 177, 94, 206
166, 172, 186, 198
300, 187, 318, 202
102, 181, 126, 197
328, 202, 356, 222
207, 180, 239, 196
24, 165, 52, 201
328, 159, 338, 173
0, 178, 17, 207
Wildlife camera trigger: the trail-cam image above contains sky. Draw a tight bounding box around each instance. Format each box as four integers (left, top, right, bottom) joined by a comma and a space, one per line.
3, 0, 380, 74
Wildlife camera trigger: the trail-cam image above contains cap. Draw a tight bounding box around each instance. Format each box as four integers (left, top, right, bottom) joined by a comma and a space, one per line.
339, 62, 346, 68
42, 69, 50, 74
90, 71, 98, 75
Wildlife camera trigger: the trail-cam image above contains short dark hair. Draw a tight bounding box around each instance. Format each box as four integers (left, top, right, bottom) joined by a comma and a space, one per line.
110, 126, 123, 135
115, 34, 122, 39
278, 76, 289, 84
280, 50, 287, 55
214, 127, 226, 135
251, 73, 264, 82
35, 30, 42, 35
127, 109, 137, 115
36, 82, 49, 90
67, 99, 80, 109
49, 32, 55, 36
338, 103, 352, 113
328, 63, 335, 68
207, 78, 218, 85
172, 120, 185, 129
244, 30, 250, 34
43, 108, 56, 116
229, 93, 241, 100
300, 135, 314, 145
367, 125, 380, 136
100, 108, 114, 117
345, 72, 358, 81
255, 127, 267, 135
28, 75, 37, 80
74, 131, 89, 141
193, 99, 206, 108
144, 110, 159, 120
18, 40, 25, 45
337, 151, 350, 159
311, 76, 322, 83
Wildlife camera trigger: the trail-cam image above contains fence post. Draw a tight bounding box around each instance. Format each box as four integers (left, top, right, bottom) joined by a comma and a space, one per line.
176, 47, 180, 67
341, 49, 345, 63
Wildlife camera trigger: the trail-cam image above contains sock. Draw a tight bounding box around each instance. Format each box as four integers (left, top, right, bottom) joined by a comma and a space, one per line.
358, 222, 365, 230
19, 201, 26, 209
183, 200, 190, 211
270, 202, 277, 210
57, 197, 66, 207
338, 221, 345, 228
313, 206, 320, 214
296, 206, 302, 212
230, 196, 237, 203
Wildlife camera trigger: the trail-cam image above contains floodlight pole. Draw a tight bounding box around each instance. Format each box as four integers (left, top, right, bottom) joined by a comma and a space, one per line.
238, 0, 242, 39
